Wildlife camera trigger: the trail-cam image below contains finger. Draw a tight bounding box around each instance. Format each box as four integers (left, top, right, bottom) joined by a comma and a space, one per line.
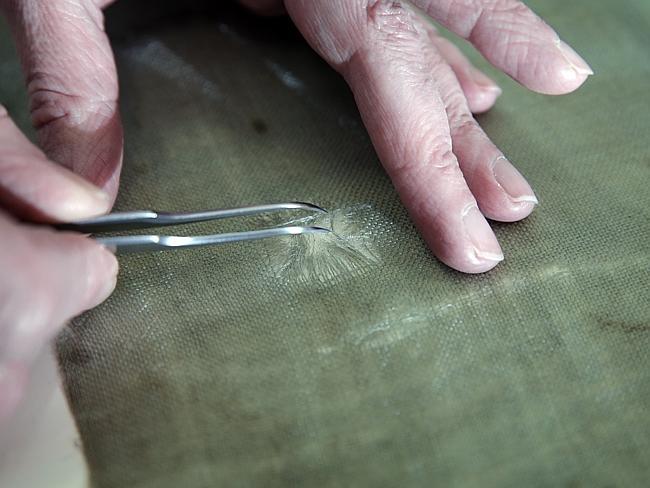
288, 0, 503, 273
411, 0, 593, 95
427, 31, 501, 114
429, 48, 538, 222
0, 105, 111, 222
94, 0, 117, 8
0, 212, 118, 360
0, 212, 117, 420
0, 0, 123, 200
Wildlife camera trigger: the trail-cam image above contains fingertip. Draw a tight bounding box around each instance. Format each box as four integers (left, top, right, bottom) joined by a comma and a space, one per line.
457, 255, 503, 274
82, 244, 119, 311
520, 41, 593, 96
0, 110, 114, 223
453, 127, 539, 223
421, 204, 504, 274
466, 83, 502, 114
555, 40, 594, 76
540, 68, 592, 96
437, 247, 504, 274
57, 170, 113, 222
475, 156, 539, 222
482, 199, 537, 223
455, 66, 502, 114
435, 242, 504, 274
459, 204, 504, 272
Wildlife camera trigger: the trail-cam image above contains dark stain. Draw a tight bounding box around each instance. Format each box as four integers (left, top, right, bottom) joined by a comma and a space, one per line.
64, 346, 92, 366
598, 317, 649, 334
251, 118, 268, 134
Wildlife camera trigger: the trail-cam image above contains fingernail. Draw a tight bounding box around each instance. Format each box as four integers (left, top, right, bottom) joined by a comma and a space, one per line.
555, 39, 594, 78
471, 67, 502, 96
85, 247, 119, 309
492, 156, 538, 204
59, 170, 112, 221
462, 204, 504, 263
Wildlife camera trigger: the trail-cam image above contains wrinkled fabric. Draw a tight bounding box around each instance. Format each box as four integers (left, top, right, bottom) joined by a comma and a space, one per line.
2, 0, 650, 486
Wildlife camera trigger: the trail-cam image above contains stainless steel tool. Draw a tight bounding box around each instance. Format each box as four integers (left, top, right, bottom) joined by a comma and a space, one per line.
55, 202, 330, 253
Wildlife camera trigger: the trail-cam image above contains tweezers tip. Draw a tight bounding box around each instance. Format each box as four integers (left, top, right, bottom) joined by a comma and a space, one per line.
287, 225, 332, 235
310, 226, 332, 233
291, 201, 328, 213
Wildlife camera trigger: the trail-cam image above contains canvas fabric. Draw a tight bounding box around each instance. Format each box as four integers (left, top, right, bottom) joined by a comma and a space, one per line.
1, 0, 649, 486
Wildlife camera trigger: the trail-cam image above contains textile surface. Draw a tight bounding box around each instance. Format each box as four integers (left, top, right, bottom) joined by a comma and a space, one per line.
2, 0, 650, 486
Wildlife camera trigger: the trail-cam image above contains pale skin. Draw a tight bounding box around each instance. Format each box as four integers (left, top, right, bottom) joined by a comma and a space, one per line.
0, 0, 591, 420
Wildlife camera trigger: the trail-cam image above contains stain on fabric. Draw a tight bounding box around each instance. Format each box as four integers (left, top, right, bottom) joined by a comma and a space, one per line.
598, 318, 649, 334
124, 38, 222, 100
64, 346, 93, 366
251, 118, 268, 134
347, 309, 437, 350
265, 60, 305, 92
261, 204, 383, 286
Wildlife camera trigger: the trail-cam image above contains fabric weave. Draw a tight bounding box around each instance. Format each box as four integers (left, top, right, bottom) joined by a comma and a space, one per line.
2, 0, 649, 486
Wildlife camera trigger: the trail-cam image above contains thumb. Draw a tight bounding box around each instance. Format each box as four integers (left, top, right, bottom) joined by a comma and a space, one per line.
0, 105, 111, 222
1, 0, 123, 200
0, 212, 118, 423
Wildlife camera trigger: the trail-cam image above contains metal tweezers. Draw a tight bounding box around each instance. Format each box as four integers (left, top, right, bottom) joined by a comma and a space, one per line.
55, 202, 331, 253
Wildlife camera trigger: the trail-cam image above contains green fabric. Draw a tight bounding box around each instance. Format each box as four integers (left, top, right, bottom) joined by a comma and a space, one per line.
3, 0, 650, 486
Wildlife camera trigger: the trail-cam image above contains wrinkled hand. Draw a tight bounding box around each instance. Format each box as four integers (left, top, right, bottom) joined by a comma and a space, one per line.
279, 0, 591, 273
247, 0, 592, 271
0, 0, 591, 420
0, 0, 120, 422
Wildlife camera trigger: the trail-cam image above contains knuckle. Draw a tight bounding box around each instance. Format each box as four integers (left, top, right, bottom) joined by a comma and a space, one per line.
426, 134, 455, 167
407, 123, 449, 159
431, 150, 462, 178
447, 102, 475, 131
491, 0, 532, 19
26, 72, 117, 131
28, 89, 71, 130
434, 71, 473, 124
366, 0, 421, 42
427, 62, 475, 130
450, 118, 479, 140
393, 126, 460, 178
418, 130, 462, 176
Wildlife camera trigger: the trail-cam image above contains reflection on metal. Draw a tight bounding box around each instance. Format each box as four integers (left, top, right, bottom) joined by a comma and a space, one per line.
55, 202, 331, 254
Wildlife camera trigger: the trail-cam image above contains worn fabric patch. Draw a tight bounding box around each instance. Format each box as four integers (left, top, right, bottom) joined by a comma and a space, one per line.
1, 0, 648, 486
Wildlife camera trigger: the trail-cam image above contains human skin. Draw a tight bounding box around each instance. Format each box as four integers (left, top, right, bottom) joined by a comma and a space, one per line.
0, 0, 591, 421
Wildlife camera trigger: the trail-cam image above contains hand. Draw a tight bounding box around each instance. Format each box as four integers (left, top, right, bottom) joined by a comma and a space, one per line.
0, 0, 121, 422
278, 0, 592, 273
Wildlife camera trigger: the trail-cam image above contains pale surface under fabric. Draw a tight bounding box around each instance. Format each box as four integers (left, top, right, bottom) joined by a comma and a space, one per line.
1, 0, 650, 486
0, 350, 88, 488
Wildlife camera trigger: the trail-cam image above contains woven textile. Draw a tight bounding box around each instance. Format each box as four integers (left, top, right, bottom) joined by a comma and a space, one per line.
2, 0, 649, 486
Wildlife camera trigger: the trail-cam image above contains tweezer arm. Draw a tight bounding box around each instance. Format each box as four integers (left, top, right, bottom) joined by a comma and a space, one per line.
97, 226, 330, 254
55, 202, 326, 234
